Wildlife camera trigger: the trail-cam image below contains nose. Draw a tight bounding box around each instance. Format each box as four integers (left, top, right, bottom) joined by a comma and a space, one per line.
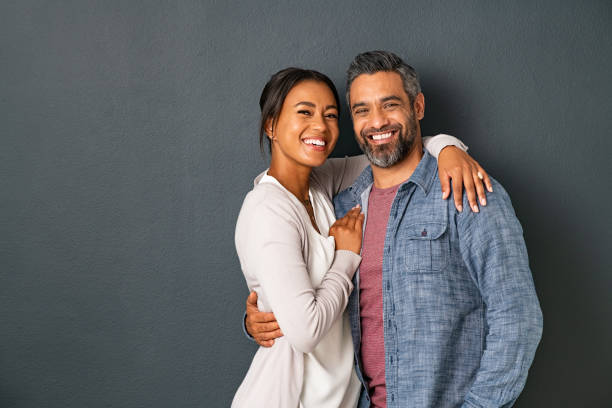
370, 106, 390, 129
311, 112, 328, 132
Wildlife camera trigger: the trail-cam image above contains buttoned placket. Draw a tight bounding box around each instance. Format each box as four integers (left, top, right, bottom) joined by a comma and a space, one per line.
382, 182, 416, 407
356, 185, 373, 404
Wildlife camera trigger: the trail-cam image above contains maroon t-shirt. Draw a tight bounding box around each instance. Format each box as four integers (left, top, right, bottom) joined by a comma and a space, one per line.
359, 183, 400, 408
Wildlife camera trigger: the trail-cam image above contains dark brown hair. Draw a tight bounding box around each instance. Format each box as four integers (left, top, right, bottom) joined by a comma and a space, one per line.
259, 67, 340, 153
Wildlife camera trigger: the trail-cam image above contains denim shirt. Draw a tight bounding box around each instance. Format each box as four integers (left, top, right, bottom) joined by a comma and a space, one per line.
333, 151, 543, 408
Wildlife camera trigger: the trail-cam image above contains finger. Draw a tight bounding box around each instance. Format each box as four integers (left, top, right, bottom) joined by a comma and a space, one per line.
452, 174, 463, 212
256, 328, 283, 341
251, 311, 278, 323
463, 167, 479, 213
355, 213, 365, 232
473, 170, 487, 206
339, 207, 359, 225
346, 206, 361, 218
479, 168, 493, 192
440, 171, 451, 200
253, 321, 281, 333
246, 291, 258, 307
258, 339, 274, 347
346, 208, 360, 229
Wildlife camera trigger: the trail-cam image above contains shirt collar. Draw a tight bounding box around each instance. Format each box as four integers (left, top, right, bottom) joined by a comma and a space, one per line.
408, 150, 437, 195
348, 150, 438, 199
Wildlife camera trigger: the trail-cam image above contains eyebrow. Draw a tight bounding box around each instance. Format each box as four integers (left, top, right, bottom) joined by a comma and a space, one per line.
294, 101, 338, 110
352, 95, 403, 111
380, 95, 402, 103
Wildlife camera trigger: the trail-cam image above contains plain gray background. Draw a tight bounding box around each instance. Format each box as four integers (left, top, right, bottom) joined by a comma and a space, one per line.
2, 1, 611, 407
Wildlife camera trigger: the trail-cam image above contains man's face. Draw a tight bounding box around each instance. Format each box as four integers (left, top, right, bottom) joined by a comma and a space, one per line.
349, 71, 424, 168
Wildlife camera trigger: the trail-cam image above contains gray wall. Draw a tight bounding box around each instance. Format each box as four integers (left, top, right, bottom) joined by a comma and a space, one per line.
2, 1, 610, 407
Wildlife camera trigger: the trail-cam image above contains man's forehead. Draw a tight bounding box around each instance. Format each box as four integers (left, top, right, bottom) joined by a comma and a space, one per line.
349, 71, 406, 103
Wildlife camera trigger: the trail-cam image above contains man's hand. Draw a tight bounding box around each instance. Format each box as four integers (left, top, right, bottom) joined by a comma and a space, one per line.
245, 291, 283, 347
438, 146, 493, 212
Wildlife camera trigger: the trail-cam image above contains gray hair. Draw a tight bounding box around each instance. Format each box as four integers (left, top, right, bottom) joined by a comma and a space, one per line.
345, 50, 421, 107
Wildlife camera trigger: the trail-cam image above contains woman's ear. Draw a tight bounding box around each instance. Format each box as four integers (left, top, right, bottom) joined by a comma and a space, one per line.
264, 118, 274, 140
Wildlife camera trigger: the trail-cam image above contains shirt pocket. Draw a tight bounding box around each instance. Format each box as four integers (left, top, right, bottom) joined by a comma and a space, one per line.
401, 222, 450, 273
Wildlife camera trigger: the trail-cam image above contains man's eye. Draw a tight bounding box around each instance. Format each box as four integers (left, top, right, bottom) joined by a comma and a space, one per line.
355, 109, 368, 115
384, 103, 398, 109
298, 110, 312, 116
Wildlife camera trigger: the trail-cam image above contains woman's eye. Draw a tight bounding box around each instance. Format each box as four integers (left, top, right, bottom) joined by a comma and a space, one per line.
297, 110, 312, 116
326, 113, 338, 119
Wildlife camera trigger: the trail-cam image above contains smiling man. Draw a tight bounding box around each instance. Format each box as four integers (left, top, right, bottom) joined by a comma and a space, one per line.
329, 51, 543, 408
245, 51, 543, 408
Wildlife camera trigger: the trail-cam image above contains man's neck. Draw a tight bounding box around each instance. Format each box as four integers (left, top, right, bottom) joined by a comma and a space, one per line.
371, 142, 423, 189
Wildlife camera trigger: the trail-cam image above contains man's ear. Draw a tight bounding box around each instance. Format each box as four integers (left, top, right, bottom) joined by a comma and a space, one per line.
413, 93, 425, 120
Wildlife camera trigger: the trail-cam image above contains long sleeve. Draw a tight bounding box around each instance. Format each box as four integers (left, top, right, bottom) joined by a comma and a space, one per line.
235, 185, 361, 353
422, 133, 468, 158
312, 134, 469, 200
456, 179, 543, 407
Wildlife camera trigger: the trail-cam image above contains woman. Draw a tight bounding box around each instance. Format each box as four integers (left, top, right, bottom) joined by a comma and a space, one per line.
232, 68, 487, 407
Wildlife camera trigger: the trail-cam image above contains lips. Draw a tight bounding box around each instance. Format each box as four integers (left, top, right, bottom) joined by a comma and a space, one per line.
365, 129, 399, 145
370, 131, 393, 141
302, 138, 327, 151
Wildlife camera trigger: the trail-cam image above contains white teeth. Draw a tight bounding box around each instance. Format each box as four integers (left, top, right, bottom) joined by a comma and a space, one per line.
371, 132, 392, 140
303, 139, 326, 146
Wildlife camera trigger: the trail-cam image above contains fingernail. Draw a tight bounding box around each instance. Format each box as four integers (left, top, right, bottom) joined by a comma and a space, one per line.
355, 204, 361, 208
488, 186, 493, 192
480, 198, 486, 206
472, 204, 479, 213
457, 205, 463, 212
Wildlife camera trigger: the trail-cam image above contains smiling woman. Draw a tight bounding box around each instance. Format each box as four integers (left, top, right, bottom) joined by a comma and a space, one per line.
232, 68, 365, 407
231, 67, 485, 408
267, 80, 340, 201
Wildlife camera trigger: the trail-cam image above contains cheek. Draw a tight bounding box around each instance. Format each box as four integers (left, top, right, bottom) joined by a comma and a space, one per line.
286, 121, 305, 136
329, 122, 339, 137
353, 121, 365, 137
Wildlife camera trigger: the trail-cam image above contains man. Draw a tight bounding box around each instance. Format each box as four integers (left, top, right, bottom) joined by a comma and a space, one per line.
246, 51, 543, 407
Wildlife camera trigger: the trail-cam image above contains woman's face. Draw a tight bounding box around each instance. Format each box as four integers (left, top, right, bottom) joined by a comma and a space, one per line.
268, 80, 339, 169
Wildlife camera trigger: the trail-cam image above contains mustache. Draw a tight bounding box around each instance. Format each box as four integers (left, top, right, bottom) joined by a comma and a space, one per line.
361, 124, 402, 138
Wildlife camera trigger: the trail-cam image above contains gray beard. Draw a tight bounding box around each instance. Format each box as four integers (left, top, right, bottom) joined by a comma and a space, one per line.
358, 118, 418, 168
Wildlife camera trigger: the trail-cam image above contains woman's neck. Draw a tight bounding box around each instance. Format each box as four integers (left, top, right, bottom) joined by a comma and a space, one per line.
267, 157, 312, 203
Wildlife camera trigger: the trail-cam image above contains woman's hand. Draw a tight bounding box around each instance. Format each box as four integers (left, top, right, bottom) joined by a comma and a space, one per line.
438, 146, 493, 212
329, 206, 365, 254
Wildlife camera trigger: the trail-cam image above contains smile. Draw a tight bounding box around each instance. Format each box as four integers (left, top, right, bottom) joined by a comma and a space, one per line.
370, 132, 393, 141
302, 138, 326, 146
367, 130, 397, 144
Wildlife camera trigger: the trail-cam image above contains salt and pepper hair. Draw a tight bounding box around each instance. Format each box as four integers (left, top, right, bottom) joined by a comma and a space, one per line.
345, 50, 421, 107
